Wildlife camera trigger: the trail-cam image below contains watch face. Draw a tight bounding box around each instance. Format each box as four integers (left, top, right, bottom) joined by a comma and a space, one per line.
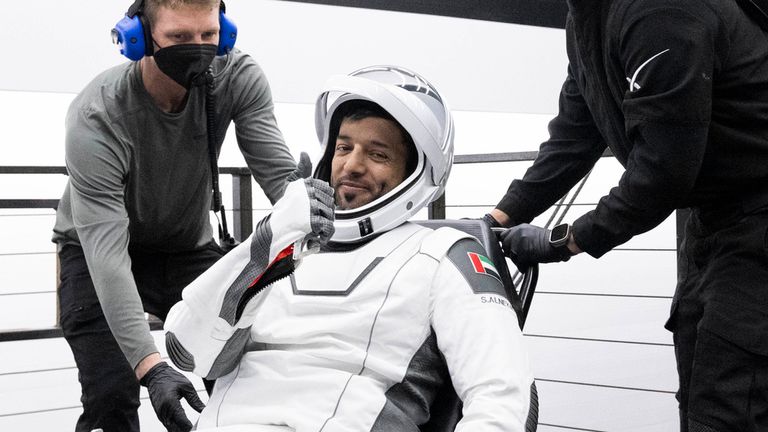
550, 223, 570, 245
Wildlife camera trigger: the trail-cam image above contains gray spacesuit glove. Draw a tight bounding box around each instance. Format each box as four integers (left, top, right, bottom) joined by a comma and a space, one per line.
499, 223, 571, 272
281, 152, 335, 246
139, 362, 205, 432
285, 151, 314, 183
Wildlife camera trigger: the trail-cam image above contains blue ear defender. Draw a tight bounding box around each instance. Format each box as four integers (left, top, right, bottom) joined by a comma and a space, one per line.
111, 14, 148, 61
217, 6, 237, 56
111, 0, 238, 61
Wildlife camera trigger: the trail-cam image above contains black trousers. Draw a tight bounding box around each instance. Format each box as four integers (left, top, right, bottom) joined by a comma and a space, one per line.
667, 207, 768, 432
58, 242, 225, 432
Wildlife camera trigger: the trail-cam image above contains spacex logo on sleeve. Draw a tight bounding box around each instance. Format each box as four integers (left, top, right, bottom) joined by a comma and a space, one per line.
626, 48, 670, 92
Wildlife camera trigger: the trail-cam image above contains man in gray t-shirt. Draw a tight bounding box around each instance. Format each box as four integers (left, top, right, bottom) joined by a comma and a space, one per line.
51, 1, 296, 431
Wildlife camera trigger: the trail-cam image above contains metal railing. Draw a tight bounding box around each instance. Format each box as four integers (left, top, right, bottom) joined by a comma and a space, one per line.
0, 166, 256, 241
0, 165, 256, 342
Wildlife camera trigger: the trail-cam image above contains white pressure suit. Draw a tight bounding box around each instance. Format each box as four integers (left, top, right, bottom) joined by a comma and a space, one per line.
165, 207, 535, 431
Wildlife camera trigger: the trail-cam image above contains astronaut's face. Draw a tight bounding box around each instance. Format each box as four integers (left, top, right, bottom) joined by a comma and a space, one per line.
330, 116, 410, 210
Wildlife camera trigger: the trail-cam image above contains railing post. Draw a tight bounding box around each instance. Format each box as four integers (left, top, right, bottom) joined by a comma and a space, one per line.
232, 173, 253, 241
428, 192, 446, 220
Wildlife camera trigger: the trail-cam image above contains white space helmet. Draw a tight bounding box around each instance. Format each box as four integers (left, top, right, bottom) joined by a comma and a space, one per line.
314, 65, 454, 243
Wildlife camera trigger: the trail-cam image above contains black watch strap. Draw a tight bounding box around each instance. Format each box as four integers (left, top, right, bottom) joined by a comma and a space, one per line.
555, 243, 573, 261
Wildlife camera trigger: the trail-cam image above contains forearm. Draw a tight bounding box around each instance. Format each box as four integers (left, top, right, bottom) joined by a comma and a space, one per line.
566, 231, 582, 255
66, 126, 157, 368
572, 122, 706, 257
237, 125, 296, 203
74, 218, 158, 369
135, 352, 162, 380
231, 57, 296, 203
87, 254, 159, 369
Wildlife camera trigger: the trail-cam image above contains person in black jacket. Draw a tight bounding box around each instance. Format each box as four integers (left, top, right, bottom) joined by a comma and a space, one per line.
486, 1, 768, 431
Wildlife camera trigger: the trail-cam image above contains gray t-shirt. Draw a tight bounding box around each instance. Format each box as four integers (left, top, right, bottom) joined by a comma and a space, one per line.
52, 50, 296, 368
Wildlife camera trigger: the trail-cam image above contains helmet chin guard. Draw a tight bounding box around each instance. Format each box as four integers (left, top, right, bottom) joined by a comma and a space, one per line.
314, 66, 454, 243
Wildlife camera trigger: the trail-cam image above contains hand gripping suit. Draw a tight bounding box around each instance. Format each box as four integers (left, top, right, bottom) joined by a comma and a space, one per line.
165, 219, 535, 431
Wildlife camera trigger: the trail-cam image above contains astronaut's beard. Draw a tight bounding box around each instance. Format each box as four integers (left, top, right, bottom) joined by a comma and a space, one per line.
335, 188, 366, 210
334, 180, 389, 210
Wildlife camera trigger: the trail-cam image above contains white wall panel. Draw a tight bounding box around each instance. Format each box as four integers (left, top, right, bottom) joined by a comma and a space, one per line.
0, 369, 83, 417
451, 111, 553, 154
446, 161, 528, 206
527, 337, 676, 392
0, 175, 68, 199
570, 157, 626, 203
0, 254, 57, 296
524, 294, 673, 345
0, 214, 57, 255
618, 215, 677, 250
0, 338, 74, 374
538, 250, 676, 297
0, 408, 81, 432
0, 91, 73, 165
218, 104, 558, 169
537, 427, 588, 432
537, 381, 678, 431
0, 293, 57, 329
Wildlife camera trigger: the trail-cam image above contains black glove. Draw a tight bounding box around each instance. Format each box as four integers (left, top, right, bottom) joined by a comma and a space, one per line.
140, 362, 206, 432
499, 223, 572, 271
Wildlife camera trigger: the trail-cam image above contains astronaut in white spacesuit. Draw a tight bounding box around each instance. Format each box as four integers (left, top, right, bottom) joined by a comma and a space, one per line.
163, 66, 537, 432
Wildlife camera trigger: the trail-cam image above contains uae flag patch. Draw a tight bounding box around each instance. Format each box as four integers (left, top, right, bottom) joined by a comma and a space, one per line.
468, 252, 501, 282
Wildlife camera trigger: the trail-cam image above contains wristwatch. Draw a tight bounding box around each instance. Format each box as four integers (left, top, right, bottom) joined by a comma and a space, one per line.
549, 223, 571, 247
549, 223, 573, 260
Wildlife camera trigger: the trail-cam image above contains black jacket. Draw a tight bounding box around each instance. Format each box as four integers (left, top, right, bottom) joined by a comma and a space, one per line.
497, 0, 768, 257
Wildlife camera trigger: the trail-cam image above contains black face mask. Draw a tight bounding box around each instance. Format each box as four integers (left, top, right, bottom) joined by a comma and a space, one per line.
153, 43, 217, 89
